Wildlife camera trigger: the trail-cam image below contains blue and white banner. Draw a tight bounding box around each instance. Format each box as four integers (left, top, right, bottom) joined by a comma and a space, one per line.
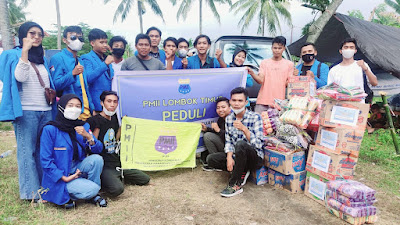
112, 68, 247, 150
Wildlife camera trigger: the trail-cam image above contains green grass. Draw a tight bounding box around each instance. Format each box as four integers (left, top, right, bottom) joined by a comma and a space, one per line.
0, 122, 13, 131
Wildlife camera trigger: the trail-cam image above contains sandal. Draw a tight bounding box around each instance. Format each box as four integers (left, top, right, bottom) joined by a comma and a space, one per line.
63, 200, 76, 210
91, 195, 107, 207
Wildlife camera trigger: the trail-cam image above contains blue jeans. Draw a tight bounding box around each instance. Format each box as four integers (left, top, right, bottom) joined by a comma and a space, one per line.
13, 110, 52, 200
67, 154, 104, 200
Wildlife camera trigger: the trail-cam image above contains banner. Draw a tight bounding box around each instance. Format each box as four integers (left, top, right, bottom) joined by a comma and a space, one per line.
120, 117, 202, 171
112, 68, 247, 151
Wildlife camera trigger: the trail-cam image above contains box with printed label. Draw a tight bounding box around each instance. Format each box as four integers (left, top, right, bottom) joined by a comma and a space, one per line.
315, 127, 365, 157
250, 166, 268, 185
265, 148, 306, 175
268, 168, 306, 193
304, 172, 330, 205
286, 76, 316, 99
306, 145, 358, 180
319, 100, 370, 130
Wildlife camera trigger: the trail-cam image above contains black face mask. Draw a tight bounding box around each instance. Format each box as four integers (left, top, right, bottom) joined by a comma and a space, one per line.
302, 53, 315, 63
112, 48, 125, 58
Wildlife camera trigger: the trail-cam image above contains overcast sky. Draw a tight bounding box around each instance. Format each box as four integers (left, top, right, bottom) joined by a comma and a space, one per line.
23, 0, 386, 45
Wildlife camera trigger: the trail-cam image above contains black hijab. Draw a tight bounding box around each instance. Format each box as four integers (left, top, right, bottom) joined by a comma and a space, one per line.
18, 22, 45, 64
48, 94, 86, 160
229, 46, 247, 67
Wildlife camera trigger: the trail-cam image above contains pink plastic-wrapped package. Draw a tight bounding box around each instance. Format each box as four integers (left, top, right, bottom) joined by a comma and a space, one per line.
327, 180, 376, 202
327, 198, 377, 218
325, 189, 377, 207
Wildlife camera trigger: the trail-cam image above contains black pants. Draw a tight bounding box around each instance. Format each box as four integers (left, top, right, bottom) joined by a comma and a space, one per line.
207, 140, 263, 186
101, 167, 150, 197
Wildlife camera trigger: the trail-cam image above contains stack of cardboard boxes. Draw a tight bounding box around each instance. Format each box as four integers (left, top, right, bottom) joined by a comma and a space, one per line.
304, 100, 370, 204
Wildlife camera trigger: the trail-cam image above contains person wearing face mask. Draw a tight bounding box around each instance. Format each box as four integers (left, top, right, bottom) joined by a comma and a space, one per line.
207, 88, 263, 197
200, 97, 231, 171
0, 22, 57, 201
176, 38, 193, 66
40, 94, 106, 209
87, 91, 150, 197
293, 42, 329, 89
328, 38, 378, 103
50, 26, 94, 120
109, 36, 128, 73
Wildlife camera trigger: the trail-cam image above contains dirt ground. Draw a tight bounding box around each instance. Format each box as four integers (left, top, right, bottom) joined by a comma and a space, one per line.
1, 130, 399, 225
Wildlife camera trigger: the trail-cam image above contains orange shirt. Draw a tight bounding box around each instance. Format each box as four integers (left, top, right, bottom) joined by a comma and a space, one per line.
256, 58, 294, 106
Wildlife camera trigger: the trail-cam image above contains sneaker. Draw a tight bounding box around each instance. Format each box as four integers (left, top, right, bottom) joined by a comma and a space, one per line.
220, 184, 243, 197
240, 171, 251, 186
202, 165, 223, 172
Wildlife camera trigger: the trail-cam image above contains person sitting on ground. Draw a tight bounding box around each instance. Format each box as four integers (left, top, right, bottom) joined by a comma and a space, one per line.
40, 94, 106, 209
163, 37, 183, 70
200, 97, 231, 170
294, 42, 329, 89
207, 87, 264, 197
183, 34, 227, 69
87, 91, 150, 197
121, 34, 165, 71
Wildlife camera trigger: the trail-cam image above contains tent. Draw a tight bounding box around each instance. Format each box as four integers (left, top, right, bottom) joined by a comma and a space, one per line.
288, 13, 400, 95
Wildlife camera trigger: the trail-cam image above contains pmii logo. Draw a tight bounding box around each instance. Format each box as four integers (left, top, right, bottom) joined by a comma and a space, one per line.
178, 79, 191, 94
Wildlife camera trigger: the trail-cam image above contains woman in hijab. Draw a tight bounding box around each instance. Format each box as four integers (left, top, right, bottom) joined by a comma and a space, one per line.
40, 94, 106, 209
0, 22, 57, 201
229, 46, 254, 88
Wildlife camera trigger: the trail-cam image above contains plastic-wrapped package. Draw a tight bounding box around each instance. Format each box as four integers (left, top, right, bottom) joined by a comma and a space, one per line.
261, 108, 280, 135
317, 83, 367, 102
263, 136, 296, 153
327, 198, 377, 218
326, 189, 377, 207
327, 180, 376, 201
279, 96, 320, 129
328, 208, 378, 225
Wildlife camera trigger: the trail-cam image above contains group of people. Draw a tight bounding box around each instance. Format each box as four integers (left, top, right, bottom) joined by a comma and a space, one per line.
0, 20, 379, 208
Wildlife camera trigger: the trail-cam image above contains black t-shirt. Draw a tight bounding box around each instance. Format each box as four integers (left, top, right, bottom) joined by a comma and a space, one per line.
301, 65, 312, 76
206, 117, 226, 144
87, 114, 120, 168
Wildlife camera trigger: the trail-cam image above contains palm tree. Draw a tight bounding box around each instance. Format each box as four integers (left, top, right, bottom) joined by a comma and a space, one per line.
385, 0, 400, 14
55, 0, 61, 50
104, 0, 165, 33
171, 0, 232, 35
230, 0, 292, 36
0, 0, 29, 50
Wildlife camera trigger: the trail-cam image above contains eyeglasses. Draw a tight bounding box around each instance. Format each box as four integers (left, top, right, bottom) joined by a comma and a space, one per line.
28, 31, 44, 38
70, 35, 84, 42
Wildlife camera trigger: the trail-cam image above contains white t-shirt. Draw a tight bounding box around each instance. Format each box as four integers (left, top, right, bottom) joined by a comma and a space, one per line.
327, 61, 371, 92
111, 59, 125, 73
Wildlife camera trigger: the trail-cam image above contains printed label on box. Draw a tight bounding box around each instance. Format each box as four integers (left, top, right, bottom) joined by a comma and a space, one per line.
320, 129, 338, 150
330, 106, 360, 126
308, 176, 326, 200
311, 151, 331, 173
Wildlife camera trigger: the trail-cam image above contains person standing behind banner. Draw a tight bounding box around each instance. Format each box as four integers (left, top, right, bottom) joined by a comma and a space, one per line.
109, 36, 128, 73
200, 97, 231, 170
0, 22, 56, 201
121, 34, 165, 71
50, 26, 94, 121
81, 28, 114, 114
40, 94, 106, 209
87, 91, 150, 197
134, 27, 165, 63
293, 42, 329, 89
183, 34, 227, 69
164, 37, 183, 70
327, 38, 377, 103
249, 36, 294, 114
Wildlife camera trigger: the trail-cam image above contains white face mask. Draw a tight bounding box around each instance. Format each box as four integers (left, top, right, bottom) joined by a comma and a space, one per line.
231, 106, 246, 115
342, 49, 355, 59
68, 39, 84, 52
178, 49, 188, 58
103, 107, 116, 117
63, 107, 82, 120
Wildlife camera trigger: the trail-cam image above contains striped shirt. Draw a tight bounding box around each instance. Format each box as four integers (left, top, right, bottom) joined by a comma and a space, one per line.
14, 59, 51, 111
224, 109, 264, 159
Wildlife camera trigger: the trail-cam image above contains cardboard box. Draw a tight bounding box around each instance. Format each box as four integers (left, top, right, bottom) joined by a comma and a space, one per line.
304, 172, 330, 205
315, 127, 364, 157
268, 168, 306, 193
306, 145, 358, 180
286, 76, 316, 99
327, 208, 378, 225
265, 148, 306, 175
319, 100, 370, 130
250, 166, 268, 185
